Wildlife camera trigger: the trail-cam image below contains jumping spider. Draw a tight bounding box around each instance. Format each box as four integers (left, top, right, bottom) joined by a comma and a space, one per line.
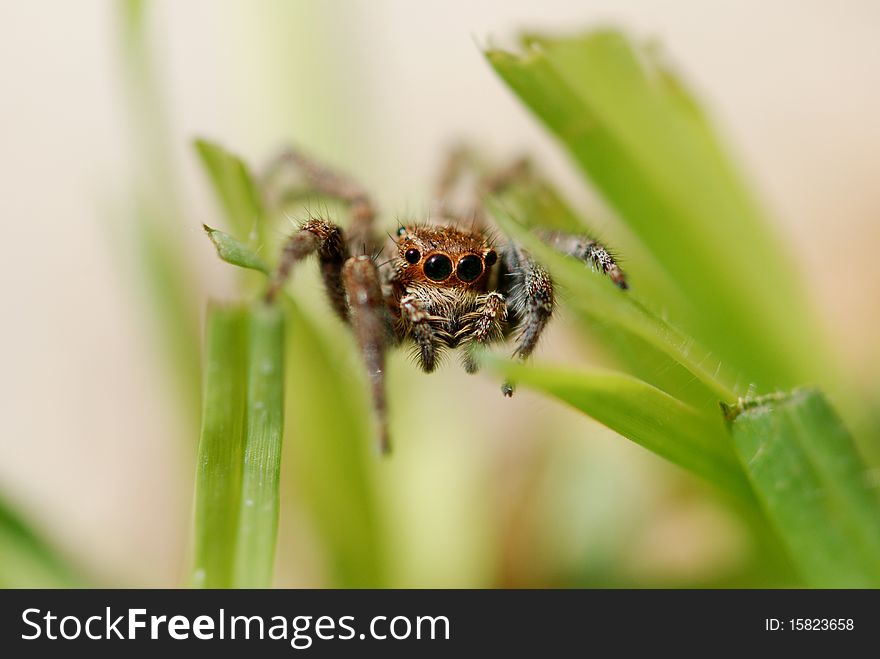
263, 147, 628, 454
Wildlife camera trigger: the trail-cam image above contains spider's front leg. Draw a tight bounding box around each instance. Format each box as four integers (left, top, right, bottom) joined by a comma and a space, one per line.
498, 244, 555, 396
265, 219, 348, 314
538, 230, 628, 289
343, 256, 394, 454
496, 234, 628, 395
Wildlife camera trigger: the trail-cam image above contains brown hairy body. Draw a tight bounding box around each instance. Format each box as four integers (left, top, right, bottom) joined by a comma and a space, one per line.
264, 148, 628, 453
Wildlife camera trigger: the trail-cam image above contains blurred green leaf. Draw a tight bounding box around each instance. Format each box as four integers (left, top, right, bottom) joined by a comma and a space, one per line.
486, 31, 832, 393
204, 224, 270, 274
192, 304, 248, 588
194, 138, 266, 245
285, 300, 386, 587
489, 359, 752, 500
233, 304, 286, 587
729, 389, 880, 587
133, 205, 202, 411
115, 3, 201, 417
0, 495, 79, 588
490, 201, 736, 408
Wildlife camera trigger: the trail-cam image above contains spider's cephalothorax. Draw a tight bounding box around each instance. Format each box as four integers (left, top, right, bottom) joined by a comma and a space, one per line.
263, 148, 628, 453
390, 224, 504, 374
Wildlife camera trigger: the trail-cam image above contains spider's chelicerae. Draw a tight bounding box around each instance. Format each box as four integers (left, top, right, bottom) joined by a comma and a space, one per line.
263, 148, 628, 453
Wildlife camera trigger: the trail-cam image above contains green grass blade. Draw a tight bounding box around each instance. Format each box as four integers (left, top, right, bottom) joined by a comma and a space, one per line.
729, 389, 880, 587
494, 176, 683, 313
233, 304, 286, 587
194, 138, 266, 245
115, 2, 201, 417
192, 304, 248, 588
491, 201, 737, 405
203, 224, 270, 274
486, 31, 831, 393
489, 359, 752, 500
133, 209, 202, 412
0, 495, 80, 588
285, 301, 386, 587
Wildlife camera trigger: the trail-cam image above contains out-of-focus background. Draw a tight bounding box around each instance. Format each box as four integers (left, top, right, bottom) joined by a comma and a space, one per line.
1, 0, 878, 587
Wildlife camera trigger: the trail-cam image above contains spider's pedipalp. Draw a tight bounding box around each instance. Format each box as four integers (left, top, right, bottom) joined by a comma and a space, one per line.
343, 255, 394, 454
458, 292, 507, 373
399, 294, 440, 372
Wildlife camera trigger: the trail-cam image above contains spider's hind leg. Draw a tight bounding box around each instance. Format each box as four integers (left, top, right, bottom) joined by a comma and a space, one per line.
432, 145, 532, 229
263, 147, 379, 253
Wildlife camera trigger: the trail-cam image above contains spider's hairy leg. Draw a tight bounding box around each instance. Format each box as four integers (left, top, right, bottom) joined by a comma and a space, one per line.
479, 155, 532, 196
265, 219, 348, 315
343, 256, 393, 455
433, 144, 474, 202
400, 294, 440, 373
432, 147, 532, 229
459, 292, 507, 374
264, 147, 378, 251
538, 230, 628, 289
498, 244, 555, 397
431, 144, 487, 227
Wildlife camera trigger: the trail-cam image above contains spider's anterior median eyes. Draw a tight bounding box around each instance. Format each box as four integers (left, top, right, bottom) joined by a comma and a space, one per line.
456, 254, 483, 282
404, 248, 421, 264
424, 253, 453, 281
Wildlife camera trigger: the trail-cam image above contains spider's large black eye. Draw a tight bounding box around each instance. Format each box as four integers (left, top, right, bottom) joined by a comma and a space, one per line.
404, 248, 421, 264
423, 253, 453, 281
456, 254, 483, 282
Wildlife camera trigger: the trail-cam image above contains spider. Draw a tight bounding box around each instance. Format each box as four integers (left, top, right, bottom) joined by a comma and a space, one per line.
262, 147, 628, 454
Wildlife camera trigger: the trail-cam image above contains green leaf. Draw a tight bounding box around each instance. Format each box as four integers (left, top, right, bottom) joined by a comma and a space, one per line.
486, 31, 832, 394
0, 495, 79, 588
285, 301, 387, 587
728, 389, 880, 587
192, 302, 287, 588
488, 358, 752, 501
133, 209, 201, 413
192, 304, 248, 588
115, 1, 201, 420
490, 201, 737, 408
204, 224, 270, 274
194, 138, 266, 245
233, 304, 286, 587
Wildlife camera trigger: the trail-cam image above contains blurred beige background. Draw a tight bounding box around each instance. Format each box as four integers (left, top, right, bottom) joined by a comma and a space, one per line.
1, 0, 878, 586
